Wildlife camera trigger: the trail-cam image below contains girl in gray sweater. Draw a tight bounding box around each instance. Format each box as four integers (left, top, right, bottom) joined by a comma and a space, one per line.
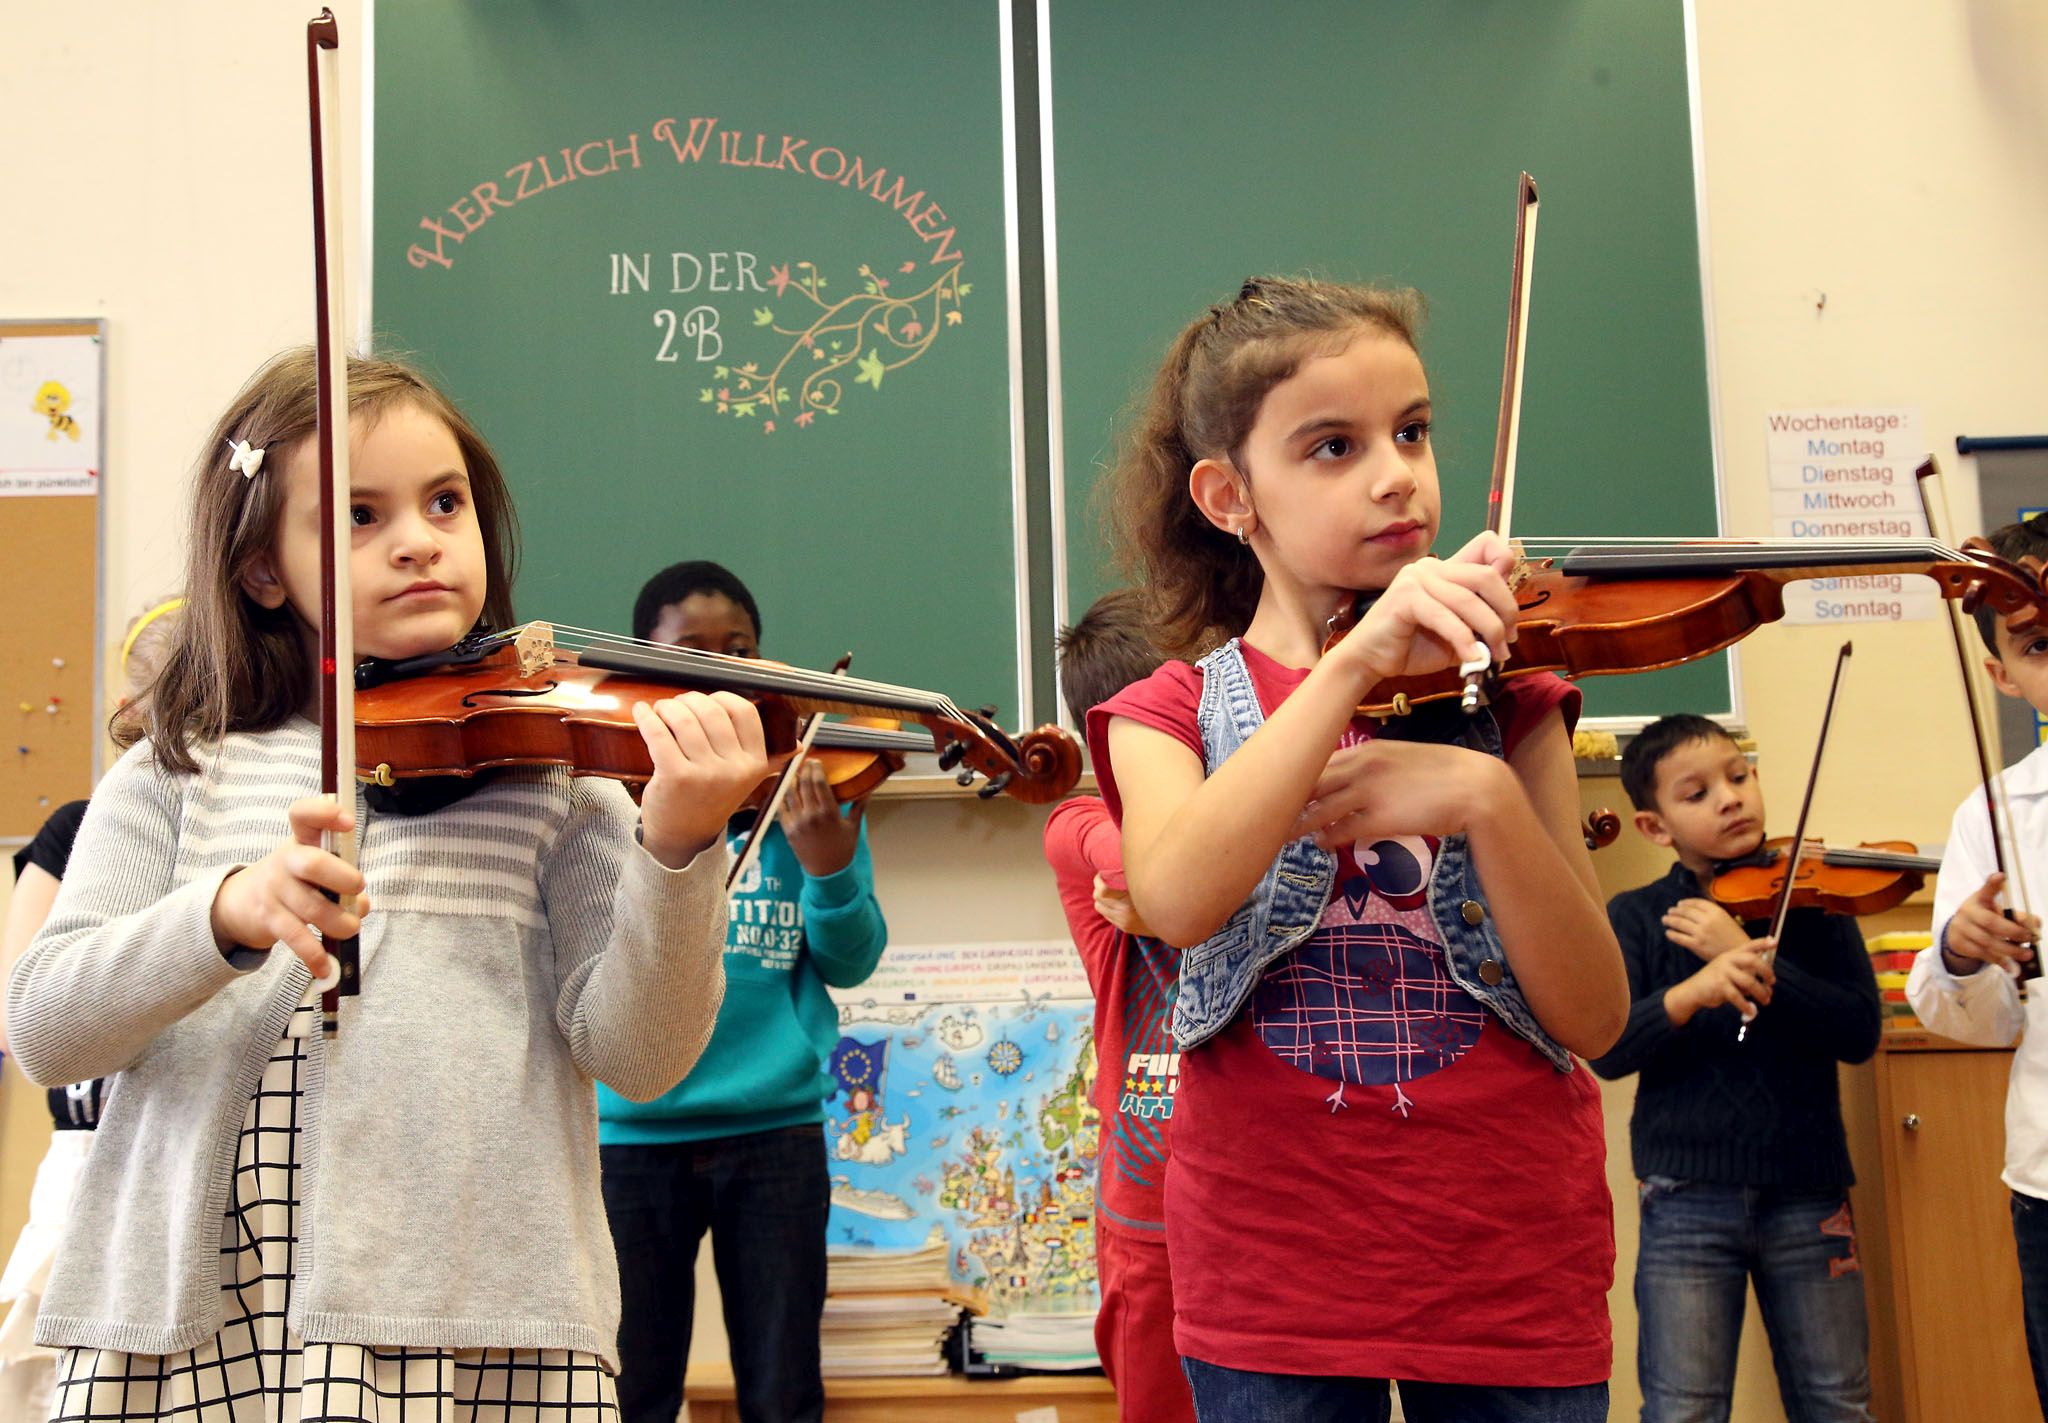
4, 350, 764, 1423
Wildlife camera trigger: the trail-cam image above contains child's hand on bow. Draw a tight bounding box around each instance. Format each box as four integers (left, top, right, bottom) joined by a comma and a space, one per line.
1332, 530, 1521, 685
1668, 940, 1775, 1025
781, 761, 865, 877
210, 795, 368, 977
634, 691, 771, 869
1942, 872, 2042, 975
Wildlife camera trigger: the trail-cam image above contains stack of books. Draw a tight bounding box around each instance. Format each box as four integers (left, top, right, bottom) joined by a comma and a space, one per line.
1868, 931, 1931, 1024
820, 1226, 978, 1378
963, 1311, 1100, 1371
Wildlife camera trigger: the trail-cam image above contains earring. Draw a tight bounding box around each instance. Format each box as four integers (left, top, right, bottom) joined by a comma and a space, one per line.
1235, 525, 1249, 545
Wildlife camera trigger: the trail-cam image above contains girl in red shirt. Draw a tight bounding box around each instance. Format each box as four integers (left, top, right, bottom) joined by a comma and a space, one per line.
1092, 277, 1628, 1422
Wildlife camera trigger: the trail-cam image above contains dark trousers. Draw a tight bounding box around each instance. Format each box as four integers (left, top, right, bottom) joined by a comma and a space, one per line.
1179, 1359, 1607, 1423
2013, 1190, 2048, 1419
600, 1124, 830, 1423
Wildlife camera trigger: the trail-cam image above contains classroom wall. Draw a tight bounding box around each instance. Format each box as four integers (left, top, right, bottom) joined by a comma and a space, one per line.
5, 2, 2047, 1418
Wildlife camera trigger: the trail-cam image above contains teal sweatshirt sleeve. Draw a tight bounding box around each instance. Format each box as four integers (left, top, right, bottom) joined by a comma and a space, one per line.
801, 815, 887, 988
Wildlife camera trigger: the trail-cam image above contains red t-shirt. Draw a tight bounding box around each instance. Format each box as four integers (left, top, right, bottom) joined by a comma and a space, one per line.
1043, 798, 1180, 1239
1088, 644, 1613, 1385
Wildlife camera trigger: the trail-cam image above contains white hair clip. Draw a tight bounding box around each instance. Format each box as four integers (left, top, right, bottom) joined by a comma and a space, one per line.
224, 437, 265, 479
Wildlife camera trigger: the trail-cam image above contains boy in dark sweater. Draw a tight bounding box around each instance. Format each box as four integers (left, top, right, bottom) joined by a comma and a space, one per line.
1590, 715, 1881, 1423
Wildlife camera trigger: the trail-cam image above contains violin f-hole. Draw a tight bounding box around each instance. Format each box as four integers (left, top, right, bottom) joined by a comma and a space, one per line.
461, 681, 560, 708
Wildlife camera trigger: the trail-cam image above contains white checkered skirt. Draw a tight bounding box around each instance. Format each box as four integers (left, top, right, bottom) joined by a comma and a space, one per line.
47, 1007, 619, 1423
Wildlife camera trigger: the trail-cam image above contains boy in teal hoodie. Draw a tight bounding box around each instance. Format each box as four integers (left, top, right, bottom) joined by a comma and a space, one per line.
598, 561, 888, 1423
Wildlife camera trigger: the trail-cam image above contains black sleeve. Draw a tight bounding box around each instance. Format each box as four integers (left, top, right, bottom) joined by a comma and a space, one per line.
1587, 889, 1688, 1079
1766, 910, 1883, 1064
13, 799, 89, 882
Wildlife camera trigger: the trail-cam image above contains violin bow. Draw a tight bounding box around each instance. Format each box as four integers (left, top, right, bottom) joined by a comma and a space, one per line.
1740, 640, 1854, 1043
1914, 458, 2039, 980
1463, 172, 1540, 713
725, 655, 851, 893
308, 8, 361, 1034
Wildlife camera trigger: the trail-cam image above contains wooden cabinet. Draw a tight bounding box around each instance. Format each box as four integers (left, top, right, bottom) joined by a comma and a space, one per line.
1872, 1034, 2037, 1421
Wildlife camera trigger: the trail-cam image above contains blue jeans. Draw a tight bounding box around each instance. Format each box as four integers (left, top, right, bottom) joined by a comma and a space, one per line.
2010, 1189, 2048, 1417
1634, 1179, 1874, 1423
599, 1124, 829, 1423
1179, 1358, 1607, 1422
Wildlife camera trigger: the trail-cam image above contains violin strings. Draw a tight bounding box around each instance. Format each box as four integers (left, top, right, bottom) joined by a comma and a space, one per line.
1512, 536, 1964, 556
533, 622, 973, 725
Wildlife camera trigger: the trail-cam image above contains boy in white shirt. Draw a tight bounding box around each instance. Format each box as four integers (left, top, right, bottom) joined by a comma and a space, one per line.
1905, 510, 2048, 1411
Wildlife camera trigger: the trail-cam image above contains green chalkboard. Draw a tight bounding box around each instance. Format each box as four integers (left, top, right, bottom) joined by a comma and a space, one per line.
1049, 0, 1732, 720
372, 1, 1022, 717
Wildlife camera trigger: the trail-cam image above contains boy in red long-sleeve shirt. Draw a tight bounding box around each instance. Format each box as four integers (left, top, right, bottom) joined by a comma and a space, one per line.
1044, 591, 1192, 1423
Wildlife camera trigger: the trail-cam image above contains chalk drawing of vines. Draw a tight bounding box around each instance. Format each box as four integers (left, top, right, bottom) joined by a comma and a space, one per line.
698, 257, 969, 433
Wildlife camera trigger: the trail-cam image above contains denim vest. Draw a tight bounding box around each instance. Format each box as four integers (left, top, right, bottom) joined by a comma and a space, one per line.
1172, 639, 1574, 1073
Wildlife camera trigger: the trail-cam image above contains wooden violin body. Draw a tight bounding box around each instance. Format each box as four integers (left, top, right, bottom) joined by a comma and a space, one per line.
803, 719, 932, 803
352, 625, 1078, 805
1709, 837, 1938, 920
1342, 542, 2048, 719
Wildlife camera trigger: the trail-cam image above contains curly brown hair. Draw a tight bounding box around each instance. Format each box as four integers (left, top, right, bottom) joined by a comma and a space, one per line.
1105, 276, 1424, 656
129, 348, 520, 773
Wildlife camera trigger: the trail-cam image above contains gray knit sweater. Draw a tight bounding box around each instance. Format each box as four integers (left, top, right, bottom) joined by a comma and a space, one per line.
4, 720, 728, 1367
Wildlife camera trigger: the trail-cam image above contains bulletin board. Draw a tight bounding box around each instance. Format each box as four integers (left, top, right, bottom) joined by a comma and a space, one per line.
0, 321, 104, 842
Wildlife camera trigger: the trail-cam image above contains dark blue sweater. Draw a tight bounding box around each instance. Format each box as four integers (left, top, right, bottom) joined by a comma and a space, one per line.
1588, 862, 1881, 1189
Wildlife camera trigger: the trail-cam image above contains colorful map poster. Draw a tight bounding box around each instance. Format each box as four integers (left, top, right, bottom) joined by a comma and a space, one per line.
824, 941, 1100, 1318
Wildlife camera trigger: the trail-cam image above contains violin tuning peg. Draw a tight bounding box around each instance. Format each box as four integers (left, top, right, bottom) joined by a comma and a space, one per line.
955, 768, 978, 788
978, 704, 1000, 721
937, 740, 967, 771
976, 771, 1013, 801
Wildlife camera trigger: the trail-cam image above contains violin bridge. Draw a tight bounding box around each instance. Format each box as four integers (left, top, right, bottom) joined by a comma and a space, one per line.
1506, 540, 1533, 593
513, 622, 557, 677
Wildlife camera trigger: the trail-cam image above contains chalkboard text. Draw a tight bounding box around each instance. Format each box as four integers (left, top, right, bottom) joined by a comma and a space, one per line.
609, 251, 768, 295
652, 117, 964, 266
406, 134, 645, 271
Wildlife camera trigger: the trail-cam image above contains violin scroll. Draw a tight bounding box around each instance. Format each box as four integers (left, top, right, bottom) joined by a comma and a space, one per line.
1582, 807, 1621, 851
942, 712, 1084, 805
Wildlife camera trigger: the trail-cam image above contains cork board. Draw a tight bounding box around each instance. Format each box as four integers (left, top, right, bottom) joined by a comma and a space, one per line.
0, 320, 104, 841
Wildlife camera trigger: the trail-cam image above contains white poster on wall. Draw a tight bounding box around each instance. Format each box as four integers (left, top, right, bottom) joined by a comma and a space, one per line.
0, 331, 102, 494
1766, 406, 1936, 624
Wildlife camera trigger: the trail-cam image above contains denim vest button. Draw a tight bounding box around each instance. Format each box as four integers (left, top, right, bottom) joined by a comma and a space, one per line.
1479, 957, 1505, 985
1460, 899, 1486, 926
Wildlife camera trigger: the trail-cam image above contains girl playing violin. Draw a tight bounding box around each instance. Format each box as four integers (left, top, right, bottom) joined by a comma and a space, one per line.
598, 560, 887, 1423
1094, 276, 1627, 1421
5, 349, 766, 1423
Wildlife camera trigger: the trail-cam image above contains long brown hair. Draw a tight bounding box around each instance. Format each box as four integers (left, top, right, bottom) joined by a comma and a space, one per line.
134, 349, 520, 773
1106, 276, 1424, 656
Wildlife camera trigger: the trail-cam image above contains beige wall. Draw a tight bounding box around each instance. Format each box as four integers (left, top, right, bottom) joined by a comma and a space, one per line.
6, 1, 2048, 1417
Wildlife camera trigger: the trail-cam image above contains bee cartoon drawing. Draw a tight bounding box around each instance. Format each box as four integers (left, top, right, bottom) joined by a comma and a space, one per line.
33, 381, 80, 442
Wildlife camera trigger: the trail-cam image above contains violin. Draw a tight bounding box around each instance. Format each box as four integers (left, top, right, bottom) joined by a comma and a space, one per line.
1709, 837, 1939, 921
732, 719, 936, 815
790, 718, 935, 803
351, 622, 1079, 805
1331, 538, 2048, 721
